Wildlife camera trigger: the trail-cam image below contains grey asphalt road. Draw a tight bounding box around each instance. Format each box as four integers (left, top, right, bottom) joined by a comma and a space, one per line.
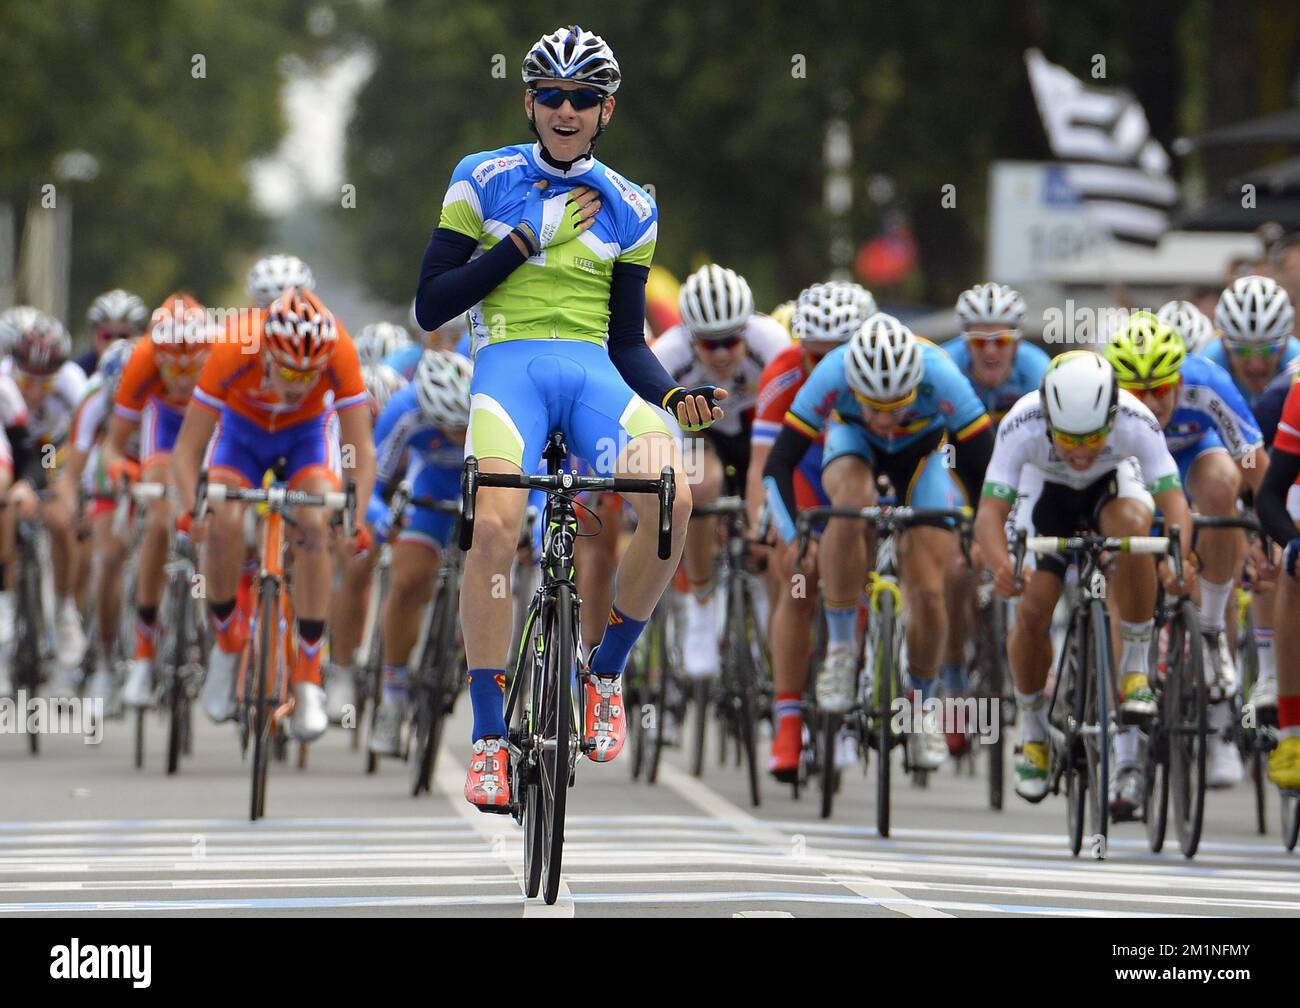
1, 691, 1296, 918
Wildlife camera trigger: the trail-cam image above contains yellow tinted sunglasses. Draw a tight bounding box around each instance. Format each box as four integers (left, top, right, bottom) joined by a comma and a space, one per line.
1051, 426, 1110, 450
276, 365, 320, 385
853, 387, 918, 413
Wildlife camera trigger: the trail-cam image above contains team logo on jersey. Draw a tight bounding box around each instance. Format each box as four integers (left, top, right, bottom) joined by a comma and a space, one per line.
938, 399, 955, 416
574, 257, 602, 275
604, 169, 652, 223
471, 153, 527, 186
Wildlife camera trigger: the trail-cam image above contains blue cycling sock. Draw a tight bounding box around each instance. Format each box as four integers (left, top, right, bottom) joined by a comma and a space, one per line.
590, 606, 647, 678
383, 663, 408, 703
468, 668, 507, 741
825, 602, 857, 648
909, 674, 937, 701
941, 663, 968, 695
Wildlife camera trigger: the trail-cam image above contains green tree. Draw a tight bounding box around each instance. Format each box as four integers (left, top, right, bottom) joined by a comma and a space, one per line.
0, 0, 351, 327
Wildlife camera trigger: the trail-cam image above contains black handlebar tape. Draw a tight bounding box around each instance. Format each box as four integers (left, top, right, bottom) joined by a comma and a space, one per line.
459, 457, 479, 552
657, 467, 675, 561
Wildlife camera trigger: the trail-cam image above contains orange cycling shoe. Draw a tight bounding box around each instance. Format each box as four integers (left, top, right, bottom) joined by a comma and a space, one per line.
584, 670, 626, 763
465, 738, 511, 812
769, 715, 802, 783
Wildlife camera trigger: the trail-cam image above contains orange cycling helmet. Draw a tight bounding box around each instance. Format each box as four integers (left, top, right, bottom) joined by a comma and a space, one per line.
150, 291, 210, 361
263, 287, 338, 370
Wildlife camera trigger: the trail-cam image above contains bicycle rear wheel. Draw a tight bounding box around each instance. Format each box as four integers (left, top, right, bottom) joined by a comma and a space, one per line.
16, 531, 41, 756
1167, 600, 1206, 858
410, 577, 459, 796
646, 607, 671, 785
986, 598, 1008, 811
1060, 611, 1086, 857
818, 712, 841, 819
729, 580, 761, 808
1283, 790, 1300, 852
691, 677, 708, 777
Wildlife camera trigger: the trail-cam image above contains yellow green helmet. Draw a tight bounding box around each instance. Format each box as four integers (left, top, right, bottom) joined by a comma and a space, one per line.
1105, 310, 1185, 385
770, 300, 796, 338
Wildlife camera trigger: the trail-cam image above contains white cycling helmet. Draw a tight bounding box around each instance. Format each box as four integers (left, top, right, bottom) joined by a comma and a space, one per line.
791, 282, 878, 344
679, 264, 753, 338
1040, 351, 1118, 435
246, 254, 315, 310
355, 321, 411, 366
413, 349, 472, 428
87, 289, 148, 331
361, 362, 408, 415
955, 282, 1027, 329
1156, 300, 1216, 356
522, 25, 621, 94
1216, 275, 1295, 347
1215, 275, 1295, 347
845, 313, 925, 403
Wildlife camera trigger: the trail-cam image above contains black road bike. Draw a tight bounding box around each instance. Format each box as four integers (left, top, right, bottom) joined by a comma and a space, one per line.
460, 432, 676, 905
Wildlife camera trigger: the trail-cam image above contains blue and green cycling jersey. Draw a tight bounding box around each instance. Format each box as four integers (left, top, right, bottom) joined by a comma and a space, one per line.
784, 341, 991, 452
1201, 336, 1300, 408
941, 337, 1051, 422
438, 142, 657, 354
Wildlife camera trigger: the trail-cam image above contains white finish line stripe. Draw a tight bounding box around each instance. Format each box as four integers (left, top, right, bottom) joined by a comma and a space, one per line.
655, 761, 954, 918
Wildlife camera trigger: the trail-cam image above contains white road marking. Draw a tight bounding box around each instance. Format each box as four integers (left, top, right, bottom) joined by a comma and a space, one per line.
655, 761, 955, 918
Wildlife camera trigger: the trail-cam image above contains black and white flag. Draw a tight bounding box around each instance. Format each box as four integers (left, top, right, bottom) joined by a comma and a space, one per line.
1025, 48, 1178, 246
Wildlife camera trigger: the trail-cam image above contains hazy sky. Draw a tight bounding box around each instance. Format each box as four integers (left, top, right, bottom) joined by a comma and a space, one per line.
248, 49, 375, 215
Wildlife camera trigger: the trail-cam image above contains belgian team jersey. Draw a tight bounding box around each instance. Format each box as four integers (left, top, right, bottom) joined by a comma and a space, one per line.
941, 337, 1051, 422
438, 143, 657, 353
785, 340, 991, 454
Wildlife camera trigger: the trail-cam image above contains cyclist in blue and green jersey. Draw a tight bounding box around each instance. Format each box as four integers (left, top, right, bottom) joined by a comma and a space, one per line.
765, 313, 995, 771
414, 26, 720, 811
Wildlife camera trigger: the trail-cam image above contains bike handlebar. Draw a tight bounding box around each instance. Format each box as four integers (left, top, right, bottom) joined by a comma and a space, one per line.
458, 456, 676, 560
1012, 526, 1185, 587
793, 504, 971, 570
193, 470, 356, 538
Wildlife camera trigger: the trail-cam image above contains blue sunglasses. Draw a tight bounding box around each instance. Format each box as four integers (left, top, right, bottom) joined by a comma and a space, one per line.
530, 86, 606, 111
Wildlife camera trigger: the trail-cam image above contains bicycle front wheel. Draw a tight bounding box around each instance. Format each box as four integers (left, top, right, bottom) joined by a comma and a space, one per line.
250, 580, 280, 821
875, 591, 897, 838
1084, 600, 1110, 859
536, 586, 577, 905
1167, 599, 1206, 858
165, 570, 191, 775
